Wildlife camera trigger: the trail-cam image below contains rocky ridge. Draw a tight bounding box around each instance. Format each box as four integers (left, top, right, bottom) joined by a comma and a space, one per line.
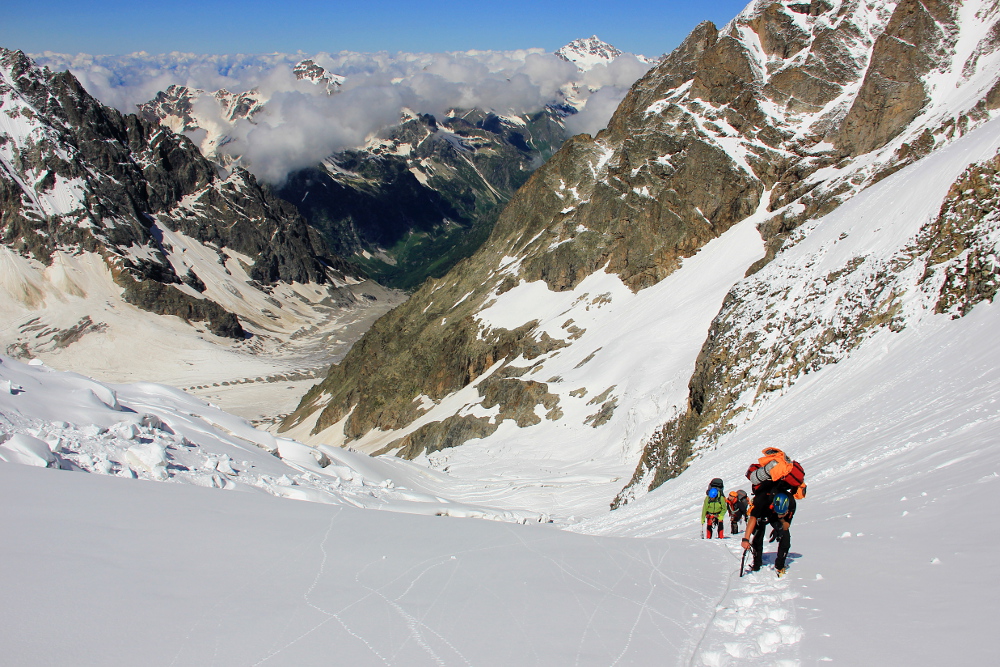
136, 84, 267, 169
0, 47, 363, 344
279, 0, 1000, 502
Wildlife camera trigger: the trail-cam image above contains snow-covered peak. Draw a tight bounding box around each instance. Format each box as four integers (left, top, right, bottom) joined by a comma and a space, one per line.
136, 84, 267, 163
556, 36, 626, 70
293, 58, 345, 94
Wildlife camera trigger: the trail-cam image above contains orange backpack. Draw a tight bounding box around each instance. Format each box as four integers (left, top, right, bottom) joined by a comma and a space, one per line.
758, 448, 793, 481
749, 448, 807, 499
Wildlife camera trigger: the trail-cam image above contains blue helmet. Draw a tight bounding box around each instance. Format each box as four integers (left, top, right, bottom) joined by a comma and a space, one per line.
772, 493, 791, 515
708, 487, 720, 499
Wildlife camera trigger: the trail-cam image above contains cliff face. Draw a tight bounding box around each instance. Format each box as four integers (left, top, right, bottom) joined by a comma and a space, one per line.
1, 48, 353, 338
282, 1, 1000, 503
615, 0, 1000, 504
277, 107, 571, 290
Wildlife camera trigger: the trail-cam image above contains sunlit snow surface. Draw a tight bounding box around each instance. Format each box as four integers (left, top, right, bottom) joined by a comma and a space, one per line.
4, 120, 1000, 663
3, 293, 999, 665
0, 355, 726, 665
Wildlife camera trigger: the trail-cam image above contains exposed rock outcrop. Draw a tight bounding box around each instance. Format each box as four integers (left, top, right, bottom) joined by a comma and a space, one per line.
284, 0, 1000, 482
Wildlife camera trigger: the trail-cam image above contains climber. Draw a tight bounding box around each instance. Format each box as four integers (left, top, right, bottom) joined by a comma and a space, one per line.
701, 477, 727, 539
741, 448, 806, 575
727, 489, 749, 535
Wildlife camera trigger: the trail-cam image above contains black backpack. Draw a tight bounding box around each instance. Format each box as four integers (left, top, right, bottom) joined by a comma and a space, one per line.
706, 478, 724, 496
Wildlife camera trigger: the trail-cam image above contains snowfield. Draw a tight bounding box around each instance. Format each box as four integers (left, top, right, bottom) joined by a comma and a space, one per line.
0, 463, 721, 666
3, 117, 1000, 662
2, 283, 998, 665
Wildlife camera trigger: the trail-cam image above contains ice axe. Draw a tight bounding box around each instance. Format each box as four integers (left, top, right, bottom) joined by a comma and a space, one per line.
740, 543, 755, 577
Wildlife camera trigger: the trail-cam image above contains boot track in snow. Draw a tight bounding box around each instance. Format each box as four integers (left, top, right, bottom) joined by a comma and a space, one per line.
690, 540, 804, 666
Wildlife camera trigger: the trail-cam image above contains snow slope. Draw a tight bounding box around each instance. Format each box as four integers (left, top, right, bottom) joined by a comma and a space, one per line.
584, 290, 1000, 666
0, 461, 723, 666
3, 117, 1000, 662
3, 268, 998, 665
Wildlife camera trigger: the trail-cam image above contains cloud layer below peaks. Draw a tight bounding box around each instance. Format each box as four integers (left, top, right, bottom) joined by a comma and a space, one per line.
33, 49, 653, 183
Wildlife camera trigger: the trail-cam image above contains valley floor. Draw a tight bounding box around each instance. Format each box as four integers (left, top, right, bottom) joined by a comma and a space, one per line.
0, 253, 405, 426
182, 294, 403, 427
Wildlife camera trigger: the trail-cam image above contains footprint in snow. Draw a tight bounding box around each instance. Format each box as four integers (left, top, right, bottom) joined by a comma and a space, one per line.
694, 544, 804, 666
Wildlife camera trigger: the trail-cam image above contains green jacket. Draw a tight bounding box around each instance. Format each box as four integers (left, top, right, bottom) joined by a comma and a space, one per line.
701, 495, 728, 524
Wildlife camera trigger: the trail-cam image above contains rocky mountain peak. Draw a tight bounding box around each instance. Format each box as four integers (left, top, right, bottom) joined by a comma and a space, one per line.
136, 84, 266, 164
293, 59, 345, 94
1, 48, 358, 343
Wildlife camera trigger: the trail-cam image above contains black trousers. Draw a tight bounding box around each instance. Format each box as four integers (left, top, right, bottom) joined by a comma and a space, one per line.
751, 518, 790, 570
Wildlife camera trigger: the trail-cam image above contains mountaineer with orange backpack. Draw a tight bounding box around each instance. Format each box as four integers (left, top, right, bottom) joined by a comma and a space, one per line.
701, 478, 727, 539
727, 489, 749, 535
740, 448, 806, 577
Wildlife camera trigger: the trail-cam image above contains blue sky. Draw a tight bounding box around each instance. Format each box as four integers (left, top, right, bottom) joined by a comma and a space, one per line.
4, 0, 750, 57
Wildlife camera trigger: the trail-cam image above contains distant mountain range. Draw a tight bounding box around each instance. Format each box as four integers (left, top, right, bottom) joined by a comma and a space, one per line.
134, 38, 649, 289
0, 47, 395, 384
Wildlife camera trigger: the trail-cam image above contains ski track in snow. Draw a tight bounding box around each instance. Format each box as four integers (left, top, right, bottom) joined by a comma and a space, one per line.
166, 517, 337, 667
500, 524, 685, 665
247, 512, 469, 667
692, 540, 803, 667
307, 535, 498, 666
248, 511, 407, 667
